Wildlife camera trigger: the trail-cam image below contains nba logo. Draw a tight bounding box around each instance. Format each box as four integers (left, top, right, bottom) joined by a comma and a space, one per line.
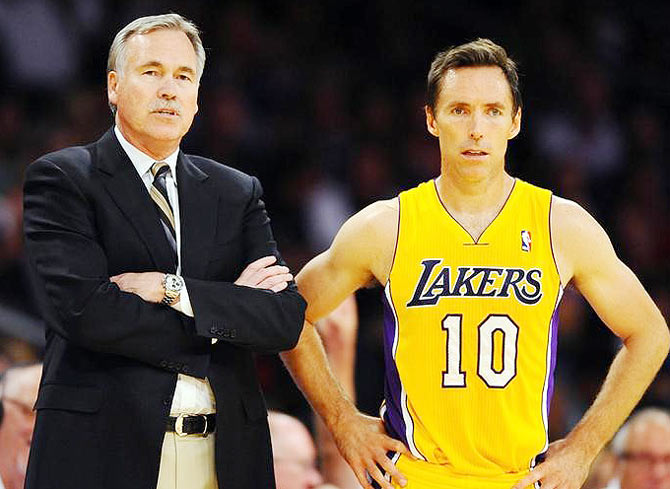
521, 230, 531, 252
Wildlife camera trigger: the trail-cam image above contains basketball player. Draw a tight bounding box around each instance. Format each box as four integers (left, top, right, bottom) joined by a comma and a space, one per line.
281, 38, 669, 489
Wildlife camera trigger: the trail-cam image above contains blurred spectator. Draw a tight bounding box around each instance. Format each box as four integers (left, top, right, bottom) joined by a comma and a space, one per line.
606, 408, 670, 489
583, 447, 617, 489
0, 363, 42, 489
268, 410, 328, 489
0, 0, 87, 90
0, 337, 39, 372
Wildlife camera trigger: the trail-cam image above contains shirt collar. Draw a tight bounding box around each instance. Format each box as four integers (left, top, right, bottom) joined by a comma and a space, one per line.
114, 126, 179, 184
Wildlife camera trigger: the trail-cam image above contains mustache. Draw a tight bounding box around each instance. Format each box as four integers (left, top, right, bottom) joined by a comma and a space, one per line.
150, 102, 182, 114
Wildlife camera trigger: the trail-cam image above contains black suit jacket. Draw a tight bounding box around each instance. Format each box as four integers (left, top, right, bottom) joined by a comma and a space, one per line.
22, 129, 306, 489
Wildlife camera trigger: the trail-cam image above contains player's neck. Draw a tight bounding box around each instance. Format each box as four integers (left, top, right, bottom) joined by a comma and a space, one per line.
436, 168, 515, 216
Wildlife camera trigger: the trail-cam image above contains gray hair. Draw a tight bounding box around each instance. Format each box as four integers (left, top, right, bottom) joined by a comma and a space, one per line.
107, 13, 206, 115
611, 408, 670, 455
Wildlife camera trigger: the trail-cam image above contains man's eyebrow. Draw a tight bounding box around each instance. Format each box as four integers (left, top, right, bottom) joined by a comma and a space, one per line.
138, 61, 196, 74
138, 60, 163, 69
447, 101, 472, 106
178, 66, 196, 75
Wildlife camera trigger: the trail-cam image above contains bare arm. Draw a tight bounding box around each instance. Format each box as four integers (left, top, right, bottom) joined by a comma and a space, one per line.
514, 197, 669, 489
314, 295, 362, 489
281, 200, 411, 489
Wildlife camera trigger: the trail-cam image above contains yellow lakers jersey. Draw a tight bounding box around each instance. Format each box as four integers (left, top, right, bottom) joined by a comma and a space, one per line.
381, 178, 562, 489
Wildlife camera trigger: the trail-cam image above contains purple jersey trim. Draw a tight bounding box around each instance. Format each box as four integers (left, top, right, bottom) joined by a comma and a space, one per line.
544, 305, 560, 416
381, 283, 410, 448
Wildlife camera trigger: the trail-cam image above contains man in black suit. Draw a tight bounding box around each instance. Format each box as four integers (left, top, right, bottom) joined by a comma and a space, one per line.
22, 13, 305, 489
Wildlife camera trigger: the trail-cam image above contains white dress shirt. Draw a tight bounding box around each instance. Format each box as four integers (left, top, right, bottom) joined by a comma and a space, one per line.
114, 126, 215, 416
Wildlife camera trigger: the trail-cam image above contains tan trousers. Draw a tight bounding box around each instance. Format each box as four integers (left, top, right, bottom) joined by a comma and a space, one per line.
156, 432, 219, 489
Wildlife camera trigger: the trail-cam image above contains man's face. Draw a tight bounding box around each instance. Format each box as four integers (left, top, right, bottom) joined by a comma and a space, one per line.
273, 431, 323, 489
425, 65, 521, 182
107, 28, 199, 156
0, 365, 41, 485
619, 422, 670, 489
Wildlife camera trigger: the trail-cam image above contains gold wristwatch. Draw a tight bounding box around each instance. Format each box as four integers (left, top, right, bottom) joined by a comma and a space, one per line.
161, 274, 184, 306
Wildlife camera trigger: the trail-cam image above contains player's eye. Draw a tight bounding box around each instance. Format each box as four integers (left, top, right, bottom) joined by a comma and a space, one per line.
452, 107, 466, 115
488, 107, 502, 116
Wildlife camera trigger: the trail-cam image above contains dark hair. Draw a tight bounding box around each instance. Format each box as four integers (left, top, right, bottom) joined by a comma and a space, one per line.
426, 38, 521, 116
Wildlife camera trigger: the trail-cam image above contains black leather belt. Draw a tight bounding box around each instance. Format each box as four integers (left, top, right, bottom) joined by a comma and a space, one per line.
166, 414, 216, 436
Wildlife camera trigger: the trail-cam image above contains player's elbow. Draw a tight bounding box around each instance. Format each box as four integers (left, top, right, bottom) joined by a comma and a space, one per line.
636, 316, 670, 367
655, 318, 670, 358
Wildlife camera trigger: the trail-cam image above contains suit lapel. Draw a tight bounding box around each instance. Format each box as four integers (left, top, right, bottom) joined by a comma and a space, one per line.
177, 152, 217, 278
94, 129, 178, 273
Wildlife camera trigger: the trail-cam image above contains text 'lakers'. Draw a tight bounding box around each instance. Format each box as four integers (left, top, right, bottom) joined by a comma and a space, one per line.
407, 259, 543, 306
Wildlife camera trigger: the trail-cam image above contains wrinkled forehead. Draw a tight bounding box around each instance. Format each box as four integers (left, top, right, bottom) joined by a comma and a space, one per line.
438, 66, 514, 107
123, 29, 197, 69
627, 423, 670, 453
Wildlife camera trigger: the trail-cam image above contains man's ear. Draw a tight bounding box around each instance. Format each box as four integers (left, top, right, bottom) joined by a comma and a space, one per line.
509, 107, 522, 140
108, 71, 119, 107
425, 105, 439, 138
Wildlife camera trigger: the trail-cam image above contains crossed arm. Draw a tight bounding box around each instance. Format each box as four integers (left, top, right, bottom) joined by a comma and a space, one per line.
23, 156, 304, 376
110, 255, 293, 306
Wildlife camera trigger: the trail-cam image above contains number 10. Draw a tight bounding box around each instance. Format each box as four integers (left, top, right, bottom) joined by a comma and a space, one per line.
441, 314, 519, 389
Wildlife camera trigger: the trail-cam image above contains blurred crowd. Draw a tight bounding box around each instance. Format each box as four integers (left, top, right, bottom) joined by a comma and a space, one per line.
0, 1, 668, 488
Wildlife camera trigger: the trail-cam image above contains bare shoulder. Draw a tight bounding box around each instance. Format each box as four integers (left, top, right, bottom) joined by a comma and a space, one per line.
359, 197, 399, 233
332, 197, 399, 284
296, 198, 399, 321
551, 196, 610, 244
551, 196, 596, 227
550, 196, 616, 285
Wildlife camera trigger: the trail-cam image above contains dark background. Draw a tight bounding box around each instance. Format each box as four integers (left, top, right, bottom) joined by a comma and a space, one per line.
0, 0, 668, 439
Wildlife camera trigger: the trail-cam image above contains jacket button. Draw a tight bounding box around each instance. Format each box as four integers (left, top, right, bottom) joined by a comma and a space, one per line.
160, 360, 168, 368
230, 329, 237, 339
163, 399, 171, 406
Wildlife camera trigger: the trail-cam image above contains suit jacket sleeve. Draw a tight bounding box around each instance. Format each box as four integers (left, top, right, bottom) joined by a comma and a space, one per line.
23, 157, 210, 376
184, 176, 306, 354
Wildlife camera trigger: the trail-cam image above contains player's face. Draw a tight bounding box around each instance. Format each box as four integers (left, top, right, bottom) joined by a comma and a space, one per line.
619, 424, 670, 489
425, 66, 521, 182
107, 29, 199, 158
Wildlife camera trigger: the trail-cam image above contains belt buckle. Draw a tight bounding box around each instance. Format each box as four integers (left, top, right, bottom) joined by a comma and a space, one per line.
175, 414, 188, 437
200, 414, 208, 437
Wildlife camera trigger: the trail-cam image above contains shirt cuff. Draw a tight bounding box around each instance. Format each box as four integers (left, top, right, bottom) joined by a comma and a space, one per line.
171, 283, 194, 317
170, 285, 216, 343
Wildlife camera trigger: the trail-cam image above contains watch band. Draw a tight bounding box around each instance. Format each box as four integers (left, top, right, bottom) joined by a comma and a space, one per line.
162, 274, 183, 306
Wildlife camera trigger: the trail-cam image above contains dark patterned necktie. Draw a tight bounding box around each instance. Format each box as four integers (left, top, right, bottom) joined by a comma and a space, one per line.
150, 162, 177, 265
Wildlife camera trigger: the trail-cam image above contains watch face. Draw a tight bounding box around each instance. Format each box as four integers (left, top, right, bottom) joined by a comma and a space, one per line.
166, 275, 184, 292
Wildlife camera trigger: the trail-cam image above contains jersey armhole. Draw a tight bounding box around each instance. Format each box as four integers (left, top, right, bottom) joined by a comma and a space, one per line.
548, 193, 565, 288
384, 196, 402, 288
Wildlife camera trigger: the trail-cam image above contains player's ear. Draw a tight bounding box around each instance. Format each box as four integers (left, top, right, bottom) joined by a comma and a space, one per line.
425, 105, 439, 137
508, 107, 521, 140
